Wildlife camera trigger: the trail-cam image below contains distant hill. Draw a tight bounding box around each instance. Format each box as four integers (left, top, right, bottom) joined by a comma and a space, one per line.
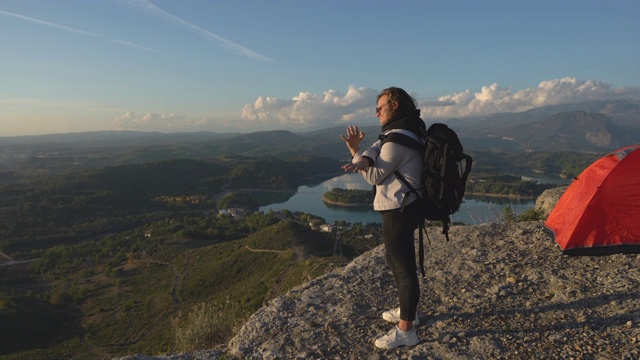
241, 219, 335, 258
450, 98, 640, 131
449, 99, 640, 152
505, 111, 631, 152
0, 130, 239, 146
1, 98, 638, 159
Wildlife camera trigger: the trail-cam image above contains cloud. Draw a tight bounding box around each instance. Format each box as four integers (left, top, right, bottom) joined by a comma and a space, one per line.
422, 77, 640, 118
0, 9, 161, 53
240, 78, 640, 129
123, 0, 275, 62
241, 85, 378, 128
114, 78, 640, 133
112, 111, 186, 130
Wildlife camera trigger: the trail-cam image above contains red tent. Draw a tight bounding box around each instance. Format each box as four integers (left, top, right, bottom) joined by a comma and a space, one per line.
545, 144, 640, 255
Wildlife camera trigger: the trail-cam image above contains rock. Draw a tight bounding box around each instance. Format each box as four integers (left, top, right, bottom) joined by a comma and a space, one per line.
535, 186, 568, 218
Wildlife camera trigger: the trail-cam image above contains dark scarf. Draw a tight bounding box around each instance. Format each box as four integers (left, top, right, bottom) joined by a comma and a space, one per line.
380, 109, 426, 139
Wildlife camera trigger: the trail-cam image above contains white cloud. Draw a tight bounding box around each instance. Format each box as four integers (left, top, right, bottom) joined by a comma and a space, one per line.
240, 78, 640, 129
114, 78, 640, 133
241, 85, 378, 129
422, 77, 640, 119
112, 111, 186, 130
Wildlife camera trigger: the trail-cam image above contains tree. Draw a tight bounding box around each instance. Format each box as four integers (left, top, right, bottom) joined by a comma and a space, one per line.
502, 207, 516, 223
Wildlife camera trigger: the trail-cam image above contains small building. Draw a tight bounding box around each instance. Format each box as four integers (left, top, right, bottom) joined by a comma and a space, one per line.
320, 224, 335, 233
218, 208, 247, 219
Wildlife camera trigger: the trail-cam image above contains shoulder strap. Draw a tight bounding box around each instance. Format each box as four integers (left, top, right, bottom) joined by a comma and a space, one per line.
379, 131, 424, 152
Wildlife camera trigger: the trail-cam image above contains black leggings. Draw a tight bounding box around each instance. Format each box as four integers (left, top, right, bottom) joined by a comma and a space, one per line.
381, 200, 421, 322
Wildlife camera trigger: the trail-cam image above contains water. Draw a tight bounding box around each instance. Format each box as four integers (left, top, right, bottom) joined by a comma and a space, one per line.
259, 173, 539, 225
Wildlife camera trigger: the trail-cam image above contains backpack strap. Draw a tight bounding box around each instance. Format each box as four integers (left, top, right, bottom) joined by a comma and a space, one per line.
394, 170, 420, 211
442, 220, 451, 242
381, 131, 424, 152
418, 219, 426, 278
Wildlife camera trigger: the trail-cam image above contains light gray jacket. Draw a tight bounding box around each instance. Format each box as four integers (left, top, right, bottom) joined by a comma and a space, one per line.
352, 129, 423, 211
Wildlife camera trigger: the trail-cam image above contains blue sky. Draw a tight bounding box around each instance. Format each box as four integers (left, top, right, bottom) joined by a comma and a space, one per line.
1, 0, 639, 136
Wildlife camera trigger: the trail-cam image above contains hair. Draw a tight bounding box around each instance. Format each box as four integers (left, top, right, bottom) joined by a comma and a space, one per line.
377, 87, 417, 116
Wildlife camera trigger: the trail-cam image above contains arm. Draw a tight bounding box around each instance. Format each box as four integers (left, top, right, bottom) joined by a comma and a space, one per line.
361, 142, 410, 185
341, 125, 372, 172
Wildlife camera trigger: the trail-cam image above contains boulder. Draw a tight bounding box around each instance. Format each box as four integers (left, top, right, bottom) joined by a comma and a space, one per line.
535, 186, 567, 219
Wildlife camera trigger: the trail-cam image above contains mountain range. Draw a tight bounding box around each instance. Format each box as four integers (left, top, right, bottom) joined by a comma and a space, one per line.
1, 98, 639, 158
449, 98, 640, 152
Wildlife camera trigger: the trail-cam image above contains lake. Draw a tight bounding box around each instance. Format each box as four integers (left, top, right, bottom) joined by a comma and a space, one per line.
259, 173, 553, 225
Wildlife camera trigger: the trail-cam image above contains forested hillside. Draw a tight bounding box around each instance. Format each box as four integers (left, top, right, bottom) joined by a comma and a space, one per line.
0, 155, 341, 256
0, 213, 376, 359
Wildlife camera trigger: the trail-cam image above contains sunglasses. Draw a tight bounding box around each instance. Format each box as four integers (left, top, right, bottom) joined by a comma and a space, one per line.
376, 102, 390, 114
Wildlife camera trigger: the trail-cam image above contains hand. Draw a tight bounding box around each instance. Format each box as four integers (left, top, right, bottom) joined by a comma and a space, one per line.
342, 158, 369, 173
340, 125, 365, 155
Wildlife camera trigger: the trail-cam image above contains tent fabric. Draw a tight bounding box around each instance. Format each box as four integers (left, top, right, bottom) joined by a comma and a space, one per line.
544, 144, 640, 255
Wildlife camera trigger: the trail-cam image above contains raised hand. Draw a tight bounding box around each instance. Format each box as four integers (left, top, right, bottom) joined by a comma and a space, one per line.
340, 125, 365, 156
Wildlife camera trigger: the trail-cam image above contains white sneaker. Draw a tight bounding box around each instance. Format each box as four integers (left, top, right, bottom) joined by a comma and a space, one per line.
382, 307, 420, 326
374, 326, 419, 349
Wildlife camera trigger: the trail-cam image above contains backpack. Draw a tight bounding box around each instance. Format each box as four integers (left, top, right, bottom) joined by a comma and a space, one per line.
420, 123, 473, 233
393, 123, 473, 276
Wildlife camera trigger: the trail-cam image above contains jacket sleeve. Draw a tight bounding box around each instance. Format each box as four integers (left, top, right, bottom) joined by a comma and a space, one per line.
361, 140, 381, 162
361, 142, 413, 186
352, 139, 381, 165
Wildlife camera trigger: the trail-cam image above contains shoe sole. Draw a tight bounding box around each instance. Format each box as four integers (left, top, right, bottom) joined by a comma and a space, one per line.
375, 339, 420, 349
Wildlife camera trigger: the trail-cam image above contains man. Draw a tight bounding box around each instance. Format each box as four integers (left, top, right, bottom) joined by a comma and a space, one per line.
341, 87, 426, 349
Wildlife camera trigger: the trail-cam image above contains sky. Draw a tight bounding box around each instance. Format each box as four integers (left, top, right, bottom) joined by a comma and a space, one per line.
1, 0, 640, 137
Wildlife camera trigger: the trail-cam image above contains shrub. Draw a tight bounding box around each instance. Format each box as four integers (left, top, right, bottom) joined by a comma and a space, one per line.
49, 290, 73, 306
171, 302, 243, 352
502, 207, 516, 223
517, 208, 545, 222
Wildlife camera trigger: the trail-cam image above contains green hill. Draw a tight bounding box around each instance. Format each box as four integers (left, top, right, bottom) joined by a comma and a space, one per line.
179, 219, 342, 311
0, 218, 348, 359
242, 219, 335, 255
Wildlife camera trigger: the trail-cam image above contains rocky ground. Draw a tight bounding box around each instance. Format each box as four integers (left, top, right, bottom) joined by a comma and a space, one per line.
117, 220, 640, 360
